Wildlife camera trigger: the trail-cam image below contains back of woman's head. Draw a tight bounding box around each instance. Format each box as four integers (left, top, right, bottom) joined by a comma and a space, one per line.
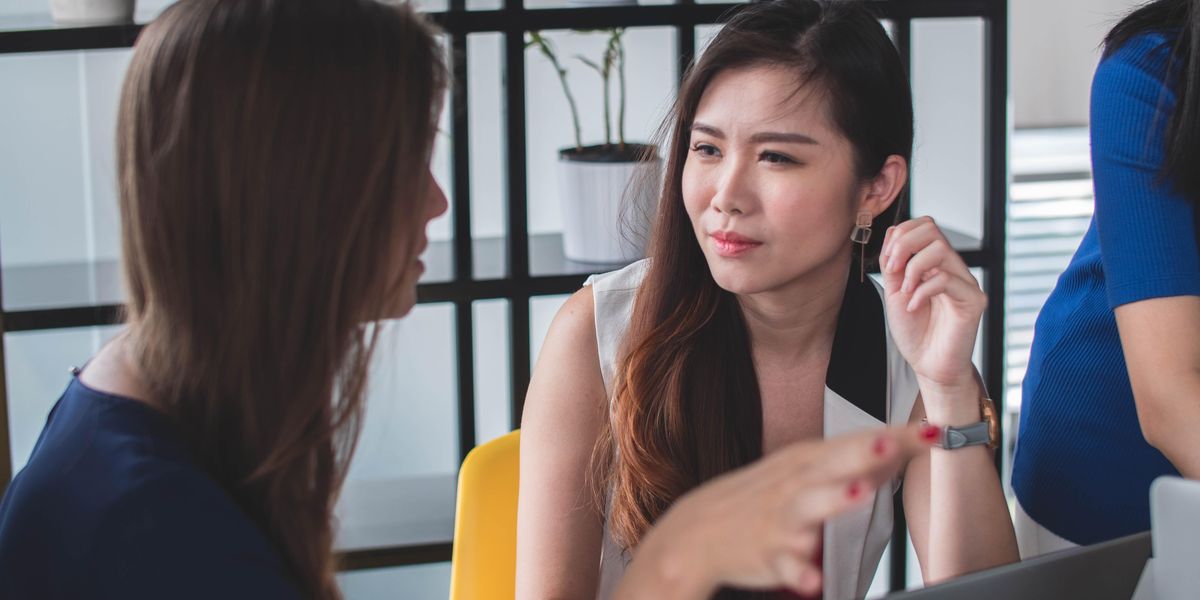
598, 0, 913, 558
117, 0, 445, 595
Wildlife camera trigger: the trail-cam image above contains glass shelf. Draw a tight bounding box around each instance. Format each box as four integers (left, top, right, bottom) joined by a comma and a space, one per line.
335, 473, 456, 566
1, 229, 983, 332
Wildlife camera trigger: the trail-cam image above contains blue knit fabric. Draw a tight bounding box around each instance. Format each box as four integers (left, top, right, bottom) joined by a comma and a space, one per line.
0, 377, 302, 599
1012, 31, 1200, 546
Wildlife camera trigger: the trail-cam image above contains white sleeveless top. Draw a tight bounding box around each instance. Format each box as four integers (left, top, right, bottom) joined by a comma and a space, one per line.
584, 259, 920, 600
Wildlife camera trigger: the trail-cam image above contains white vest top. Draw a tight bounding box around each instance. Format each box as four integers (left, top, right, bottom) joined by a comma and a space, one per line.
585, 259, 920, 600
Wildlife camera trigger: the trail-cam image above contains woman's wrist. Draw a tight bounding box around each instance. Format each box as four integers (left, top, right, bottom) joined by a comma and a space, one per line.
917, 373, 985, 427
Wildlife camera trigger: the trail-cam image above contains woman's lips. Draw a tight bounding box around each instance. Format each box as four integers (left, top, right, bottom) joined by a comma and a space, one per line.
711, 231, 763, 257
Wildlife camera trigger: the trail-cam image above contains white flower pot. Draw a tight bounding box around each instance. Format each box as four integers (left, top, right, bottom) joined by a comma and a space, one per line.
50, 0, 135, 25
557, 148, 661, 264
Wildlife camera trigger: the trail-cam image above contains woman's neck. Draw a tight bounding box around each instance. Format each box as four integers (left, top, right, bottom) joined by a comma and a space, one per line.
78, 329, 154, 406
737, 258, 850, 365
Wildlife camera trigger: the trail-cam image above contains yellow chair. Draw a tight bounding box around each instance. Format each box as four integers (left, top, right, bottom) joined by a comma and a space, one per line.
449, 429, 520, 600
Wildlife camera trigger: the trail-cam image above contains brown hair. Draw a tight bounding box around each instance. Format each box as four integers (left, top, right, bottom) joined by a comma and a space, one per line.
594, 0, 913, 554
116, 0, 445, 596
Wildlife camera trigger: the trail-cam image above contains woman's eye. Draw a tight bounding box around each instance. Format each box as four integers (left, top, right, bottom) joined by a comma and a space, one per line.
760, 151, 795, 164
691, 143, 720, 157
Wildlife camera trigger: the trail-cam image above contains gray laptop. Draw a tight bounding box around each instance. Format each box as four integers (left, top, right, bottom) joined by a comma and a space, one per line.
885, 531, 1151, 600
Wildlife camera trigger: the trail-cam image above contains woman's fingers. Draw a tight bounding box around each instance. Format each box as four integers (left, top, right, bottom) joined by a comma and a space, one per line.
787, 476, 879, 528
773, 554, 823, 596
782, 424, 935, 486
905, 269, 986, 313
882, 218, 969, 276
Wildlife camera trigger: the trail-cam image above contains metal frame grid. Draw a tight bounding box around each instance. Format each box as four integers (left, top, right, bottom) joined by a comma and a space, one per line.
0, 0, 1008, 586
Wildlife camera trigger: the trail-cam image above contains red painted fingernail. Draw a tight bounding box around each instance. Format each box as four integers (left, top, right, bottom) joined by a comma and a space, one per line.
847, 481, 862, 499
921, 424, 941, 442
873, 435, 892, 456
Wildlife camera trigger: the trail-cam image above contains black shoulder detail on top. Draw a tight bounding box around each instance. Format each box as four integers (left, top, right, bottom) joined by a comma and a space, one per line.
826, 274, 888, 423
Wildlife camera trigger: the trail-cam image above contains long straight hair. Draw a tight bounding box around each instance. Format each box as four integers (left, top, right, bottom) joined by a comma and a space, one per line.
1105, 0, 1200, 200
116, 1, 445, 596
593, 0, 913, 557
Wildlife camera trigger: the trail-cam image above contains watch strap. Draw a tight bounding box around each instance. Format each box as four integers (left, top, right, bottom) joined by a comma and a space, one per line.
941, 421, 992, 449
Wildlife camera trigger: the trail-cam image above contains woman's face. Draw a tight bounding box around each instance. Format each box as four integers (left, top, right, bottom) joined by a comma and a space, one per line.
683, 65, 871, 296
390, 165, 448, 318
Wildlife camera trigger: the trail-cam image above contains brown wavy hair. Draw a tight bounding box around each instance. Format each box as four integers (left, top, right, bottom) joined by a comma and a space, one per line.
116, 0, 445, 596
592, 0, 913, 556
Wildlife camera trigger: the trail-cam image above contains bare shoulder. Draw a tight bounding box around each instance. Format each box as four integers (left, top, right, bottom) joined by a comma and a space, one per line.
546, 287, 599, 353
522, 285, 606, 430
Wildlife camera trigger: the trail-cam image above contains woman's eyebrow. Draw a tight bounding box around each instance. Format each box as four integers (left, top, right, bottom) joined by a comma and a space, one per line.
690, 122, 819, 145
690, 122, 725, 138
748, 131, 819, 145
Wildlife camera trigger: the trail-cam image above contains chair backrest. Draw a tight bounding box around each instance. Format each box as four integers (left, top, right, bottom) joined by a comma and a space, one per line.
449, 429, 521, 600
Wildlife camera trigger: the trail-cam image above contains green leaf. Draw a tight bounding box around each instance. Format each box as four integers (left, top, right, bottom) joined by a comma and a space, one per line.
575, 55, 603, 74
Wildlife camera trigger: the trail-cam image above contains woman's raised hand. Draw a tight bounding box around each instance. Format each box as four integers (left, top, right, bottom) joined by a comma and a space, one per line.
613, 425, 938, 599
879, 217, 987, 421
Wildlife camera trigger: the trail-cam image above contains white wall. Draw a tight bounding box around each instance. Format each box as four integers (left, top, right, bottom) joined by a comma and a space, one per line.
1011, 0, 1143, 128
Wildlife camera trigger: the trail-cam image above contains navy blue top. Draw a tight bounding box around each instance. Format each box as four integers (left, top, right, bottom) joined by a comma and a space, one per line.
0, 376, 302, 599
1012, 32, 1200, 545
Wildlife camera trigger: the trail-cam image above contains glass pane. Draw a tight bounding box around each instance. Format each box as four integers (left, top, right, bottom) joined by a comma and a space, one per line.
526, 0, 673, 10
473, 299, 512, 444
2, 52, 98, 271
695, 24, 722, 58
337, 563, 451, 599
0, 0, 170, 24
336, 306, 459, 554
910, 18, 986, 250
524, 26, 676, 276
4, 326, 123, 474
466, 0, 503, 10
413, 0, 450, 13
469, 32, 509, 280
0, 49, 131, 317
348, 305, 459, 482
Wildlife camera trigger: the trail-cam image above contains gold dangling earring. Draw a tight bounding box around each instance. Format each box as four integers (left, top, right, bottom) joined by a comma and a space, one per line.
850, 211, 873, 283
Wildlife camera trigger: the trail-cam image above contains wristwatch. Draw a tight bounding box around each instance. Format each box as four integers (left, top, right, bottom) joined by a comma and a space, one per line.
926, 396, 1000, 450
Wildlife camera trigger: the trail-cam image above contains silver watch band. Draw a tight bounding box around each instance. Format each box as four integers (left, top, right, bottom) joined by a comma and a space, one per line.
939, 421, 992, 450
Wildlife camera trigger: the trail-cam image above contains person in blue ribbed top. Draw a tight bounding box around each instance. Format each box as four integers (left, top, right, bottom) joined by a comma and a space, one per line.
1013, 0, 1200, 556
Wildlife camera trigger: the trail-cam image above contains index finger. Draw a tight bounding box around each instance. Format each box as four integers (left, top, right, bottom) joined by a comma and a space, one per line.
776, 424, 937, 488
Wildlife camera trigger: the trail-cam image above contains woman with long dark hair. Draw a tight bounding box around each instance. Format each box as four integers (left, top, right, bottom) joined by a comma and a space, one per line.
518, 1, 1018, 598
1014, 0, 1200, 556
0, 1, 447, 597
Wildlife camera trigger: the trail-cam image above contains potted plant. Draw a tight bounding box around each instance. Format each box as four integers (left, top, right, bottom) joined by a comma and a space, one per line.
50, 0, 135, 24
527, 29, 661, 264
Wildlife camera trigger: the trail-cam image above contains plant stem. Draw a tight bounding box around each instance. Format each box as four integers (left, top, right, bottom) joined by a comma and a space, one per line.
616, 29, 626, 151
529, 32, 582, 152
602, 57, 612, 147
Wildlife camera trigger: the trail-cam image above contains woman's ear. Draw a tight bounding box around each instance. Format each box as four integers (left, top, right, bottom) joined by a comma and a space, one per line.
858, 154, 908, 217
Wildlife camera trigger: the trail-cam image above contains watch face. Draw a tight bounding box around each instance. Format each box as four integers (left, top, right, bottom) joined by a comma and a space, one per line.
982, 398, 999, 449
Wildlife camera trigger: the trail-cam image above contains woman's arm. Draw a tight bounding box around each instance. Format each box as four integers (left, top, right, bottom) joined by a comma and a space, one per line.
1115, 296, 1200, 477
516, 288, 610, 599
881, 217, 1018, 582
902, 394, 1017, 583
